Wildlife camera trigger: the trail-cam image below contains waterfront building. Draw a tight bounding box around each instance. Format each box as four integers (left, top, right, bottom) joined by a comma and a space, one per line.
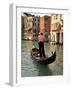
44, 15, 51, 41
21, 14, 33, 40
40, 15, 51, 41
40, 16, 45, 33
32, 15, 40, 40
50, 14, 63, 44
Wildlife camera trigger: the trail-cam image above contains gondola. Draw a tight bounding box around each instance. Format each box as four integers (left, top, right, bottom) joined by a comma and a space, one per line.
31, 48, 56, 65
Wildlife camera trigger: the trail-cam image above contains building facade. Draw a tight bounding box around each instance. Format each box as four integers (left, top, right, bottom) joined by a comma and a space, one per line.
40, 16, 45, 33
39, 16, 51, 41
44, 15, 51, 41
50, 14, 63, 44
32, 15, 40, 40
21, 13, 63, 43
21, 15, 33, 40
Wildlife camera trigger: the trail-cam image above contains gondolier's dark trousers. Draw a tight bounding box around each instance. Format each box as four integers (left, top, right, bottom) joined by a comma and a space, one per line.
38, 42, 45, 57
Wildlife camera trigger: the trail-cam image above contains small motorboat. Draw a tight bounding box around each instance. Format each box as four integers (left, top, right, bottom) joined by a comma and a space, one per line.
31, 48, 56, 65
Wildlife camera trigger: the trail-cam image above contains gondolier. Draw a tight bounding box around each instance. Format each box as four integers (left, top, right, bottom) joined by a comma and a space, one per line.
38, 32, 46, 58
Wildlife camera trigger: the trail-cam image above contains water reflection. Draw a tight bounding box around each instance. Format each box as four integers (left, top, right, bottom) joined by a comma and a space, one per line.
32, 59, 52, 76
21, 40, 63, 77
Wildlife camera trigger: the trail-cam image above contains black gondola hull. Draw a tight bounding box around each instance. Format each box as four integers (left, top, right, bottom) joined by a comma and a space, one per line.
31, 48, 56, 65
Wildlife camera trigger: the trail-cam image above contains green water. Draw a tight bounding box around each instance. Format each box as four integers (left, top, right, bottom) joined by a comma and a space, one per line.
21, 40, 63, 77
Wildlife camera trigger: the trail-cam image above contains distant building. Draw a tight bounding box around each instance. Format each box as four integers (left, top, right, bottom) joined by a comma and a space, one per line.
44, 15, 51, 41
21, 15, 33, 40
50, 14, 63, 44
33, 16, 40, 34
32, 15, 40, 40
21, 13, 63, 43
39, 15, 51, 41
44, 16, 51, 33
40, 16, 45, 33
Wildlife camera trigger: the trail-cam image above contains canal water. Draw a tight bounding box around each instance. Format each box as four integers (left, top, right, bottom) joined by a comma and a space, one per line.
21, 40, 63, 77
